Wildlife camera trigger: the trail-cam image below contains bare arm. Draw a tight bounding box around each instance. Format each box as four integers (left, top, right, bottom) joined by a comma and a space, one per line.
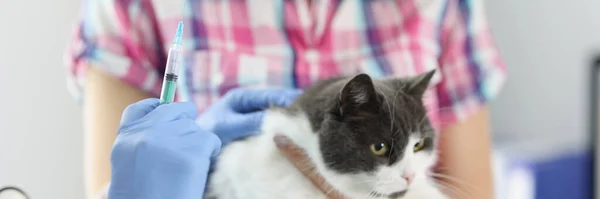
83, 66, 151, 198
436, 107, 494, 199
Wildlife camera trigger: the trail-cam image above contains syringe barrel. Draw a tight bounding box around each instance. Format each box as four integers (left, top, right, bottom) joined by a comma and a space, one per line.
165, 44, 183, 76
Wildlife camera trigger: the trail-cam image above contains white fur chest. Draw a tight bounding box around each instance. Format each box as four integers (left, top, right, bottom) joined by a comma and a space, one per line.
205, 110, 326, 199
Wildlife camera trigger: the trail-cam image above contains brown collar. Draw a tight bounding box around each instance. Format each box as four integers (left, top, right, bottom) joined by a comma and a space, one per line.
274, 134, 346, 199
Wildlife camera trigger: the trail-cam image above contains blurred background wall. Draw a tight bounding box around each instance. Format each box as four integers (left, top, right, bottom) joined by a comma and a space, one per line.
0, 0, 84, 198
0, 0, 598, 199
487, 0, 600, 159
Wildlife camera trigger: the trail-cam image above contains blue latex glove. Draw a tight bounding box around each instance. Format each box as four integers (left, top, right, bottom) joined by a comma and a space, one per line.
196, 88, 302, 146
109, 99, 221, 199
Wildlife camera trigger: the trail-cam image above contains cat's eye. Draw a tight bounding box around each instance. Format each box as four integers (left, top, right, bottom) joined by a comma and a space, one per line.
370, 143, 388, 156
413, 139, 426, 152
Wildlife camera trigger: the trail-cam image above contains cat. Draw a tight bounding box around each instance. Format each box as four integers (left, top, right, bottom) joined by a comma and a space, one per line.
205, 71, 447, 199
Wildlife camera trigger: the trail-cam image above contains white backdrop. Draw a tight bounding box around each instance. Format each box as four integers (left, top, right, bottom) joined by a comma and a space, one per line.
0, 1, 598, 199
0, 1, 84, 199
487, 0, 600, 157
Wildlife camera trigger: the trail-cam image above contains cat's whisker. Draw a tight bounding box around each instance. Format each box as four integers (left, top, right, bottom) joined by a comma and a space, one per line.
342, 178, 378, 184
379, 88, 395, 133
433, 180, 472, 199
360, 189, 372, 199
429, 172, 481, 190
432, 183, 457, 197
387, 139, 395, 163
431, 166, 450, 172
434, 182, 469, 199
364, 189, 380, 199
363, 191, 373, 199
389, 85, 404, 132
428, 172, 490, 198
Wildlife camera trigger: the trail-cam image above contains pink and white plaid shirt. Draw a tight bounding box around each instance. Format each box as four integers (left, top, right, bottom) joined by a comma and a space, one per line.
66, 0, 506, 129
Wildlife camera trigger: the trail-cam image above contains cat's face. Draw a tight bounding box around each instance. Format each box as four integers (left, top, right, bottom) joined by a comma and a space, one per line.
317, 71, 438, 198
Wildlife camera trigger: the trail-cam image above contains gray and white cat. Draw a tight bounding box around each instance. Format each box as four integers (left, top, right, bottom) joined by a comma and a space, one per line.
206, 71, 446, 199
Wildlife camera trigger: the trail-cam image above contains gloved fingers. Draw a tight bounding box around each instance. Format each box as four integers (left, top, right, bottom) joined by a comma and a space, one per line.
120, 98, 160, 125
216, 111, 264, 144
156, 118, 201, 135
229, 88, 302, 113
149, 119, 222, 157
172, 120, 223, 156
149, 101, 200, 122
194, 131, 222, 157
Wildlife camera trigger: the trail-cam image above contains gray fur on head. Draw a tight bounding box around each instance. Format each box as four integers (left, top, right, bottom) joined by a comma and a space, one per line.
288, 70, 437, 174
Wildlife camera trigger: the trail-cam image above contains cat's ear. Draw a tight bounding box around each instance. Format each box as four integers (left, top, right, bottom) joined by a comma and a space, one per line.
387, 70, 435, 97
339, 74, 378, 109
405, 70, 435, 96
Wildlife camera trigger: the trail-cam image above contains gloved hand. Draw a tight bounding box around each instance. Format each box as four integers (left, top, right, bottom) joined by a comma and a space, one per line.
196, 88, 302, 146
109, 98, 221, 199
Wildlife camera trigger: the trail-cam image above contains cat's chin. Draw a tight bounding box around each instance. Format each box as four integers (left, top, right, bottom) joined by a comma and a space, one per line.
334, 180, 447, 199
370, 190, 408, 199
400, 182, 448, 199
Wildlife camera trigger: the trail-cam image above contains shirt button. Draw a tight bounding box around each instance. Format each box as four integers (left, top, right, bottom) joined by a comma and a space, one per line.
304, 49, 319, 63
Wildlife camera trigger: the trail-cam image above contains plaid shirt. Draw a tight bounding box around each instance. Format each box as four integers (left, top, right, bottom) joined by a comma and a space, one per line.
66, 0, 506, 129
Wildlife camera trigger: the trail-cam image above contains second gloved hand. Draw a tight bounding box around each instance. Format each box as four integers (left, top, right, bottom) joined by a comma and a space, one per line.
196, 88, 302, 146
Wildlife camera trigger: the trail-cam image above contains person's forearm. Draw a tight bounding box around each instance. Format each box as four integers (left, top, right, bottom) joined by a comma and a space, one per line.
84, 66, 150, 198
437, 108, 494, 199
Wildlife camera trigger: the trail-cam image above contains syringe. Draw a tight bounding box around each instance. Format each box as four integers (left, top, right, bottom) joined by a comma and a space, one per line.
159, 21, 184, 105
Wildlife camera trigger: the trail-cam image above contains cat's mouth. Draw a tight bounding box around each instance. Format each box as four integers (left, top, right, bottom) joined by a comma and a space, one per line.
372, 190, 407, 199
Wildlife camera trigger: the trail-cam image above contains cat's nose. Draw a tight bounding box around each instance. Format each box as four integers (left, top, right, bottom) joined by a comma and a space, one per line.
402, 173, 415, 185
